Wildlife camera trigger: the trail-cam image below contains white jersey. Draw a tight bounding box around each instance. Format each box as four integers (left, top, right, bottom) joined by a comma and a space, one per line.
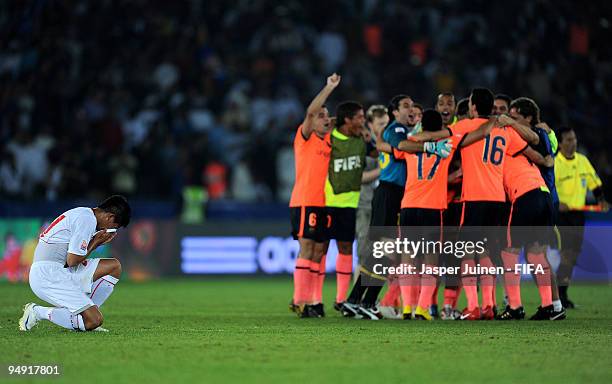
35, 207, 97, 264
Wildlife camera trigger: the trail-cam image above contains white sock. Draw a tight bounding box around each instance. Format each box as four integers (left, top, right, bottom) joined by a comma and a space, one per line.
47, 307, 86, 331
33, 305, 52, 320
553, 299, 562, 312
89, 275, 119, 307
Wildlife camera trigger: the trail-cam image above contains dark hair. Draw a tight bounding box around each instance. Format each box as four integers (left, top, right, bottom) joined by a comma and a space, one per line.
387, 94, 411, 121
437, 92, 455, 104
494, 94, 512, 107
509, 97, 540, 124
413, 103, 423, 112
456, 98, 469, 116
558, 126, 574, 141
388, 94, 411, 112
421, 109, 443, 132
98, 195, 131, 227
336, 101, 363, 126
470, 88, 494, 116
366, 104, 388, 123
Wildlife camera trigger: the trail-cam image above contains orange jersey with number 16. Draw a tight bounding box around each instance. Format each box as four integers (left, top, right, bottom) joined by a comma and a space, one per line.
451, 118, 527, 202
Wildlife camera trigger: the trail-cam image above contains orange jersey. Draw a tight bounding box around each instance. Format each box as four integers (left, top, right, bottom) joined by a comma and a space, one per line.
289, 125, 331, 207
503, 152, 546, 202
394, 135, 460, 209
451, 119, 528, 202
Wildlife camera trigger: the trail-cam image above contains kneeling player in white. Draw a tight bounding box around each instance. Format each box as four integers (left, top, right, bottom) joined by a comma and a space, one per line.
19, 195, 131, 332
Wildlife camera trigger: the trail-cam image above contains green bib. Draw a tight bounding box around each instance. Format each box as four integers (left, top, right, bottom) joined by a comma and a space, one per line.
325, 129, 366, 208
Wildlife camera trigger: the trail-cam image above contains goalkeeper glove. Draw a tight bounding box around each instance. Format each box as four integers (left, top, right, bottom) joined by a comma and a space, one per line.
423, 138, 452, 158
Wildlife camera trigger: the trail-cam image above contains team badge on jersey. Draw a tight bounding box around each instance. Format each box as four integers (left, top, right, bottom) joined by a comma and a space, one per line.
80, 240, 87, 251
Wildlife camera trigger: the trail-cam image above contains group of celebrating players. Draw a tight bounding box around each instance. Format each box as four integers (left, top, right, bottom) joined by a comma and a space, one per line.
289, 73, 606, 321
15, 71, 605, 333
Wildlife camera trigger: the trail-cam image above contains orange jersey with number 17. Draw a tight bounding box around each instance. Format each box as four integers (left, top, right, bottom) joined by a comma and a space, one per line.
394, 133, 462, 210
450, 118, 528, 202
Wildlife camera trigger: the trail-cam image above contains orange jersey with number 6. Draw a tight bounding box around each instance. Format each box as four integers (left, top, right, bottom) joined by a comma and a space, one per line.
289, 125, 331, 207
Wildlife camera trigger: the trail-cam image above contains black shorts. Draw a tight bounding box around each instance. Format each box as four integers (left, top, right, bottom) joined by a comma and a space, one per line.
327, 207, 356, 242
460, 201, 506, 244
508, 188, 554, 248
290, 206, 329, 242
400, 208, 443, 242
442, 203, 462, 270
557, 210, 585, 252
443, 202, 462, 228
369, 181, 404, 240
461, 201, 507, 226
500, 201, 512, 227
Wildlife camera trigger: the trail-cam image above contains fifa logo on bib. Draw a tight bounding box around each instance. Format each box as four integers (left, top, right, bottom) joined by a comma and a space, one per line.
334, 156, 362, 172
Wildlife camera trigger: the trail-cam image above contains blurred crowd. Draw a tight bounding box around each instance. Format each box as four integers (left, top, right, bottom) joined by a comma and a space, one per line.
1, 0, 611, 203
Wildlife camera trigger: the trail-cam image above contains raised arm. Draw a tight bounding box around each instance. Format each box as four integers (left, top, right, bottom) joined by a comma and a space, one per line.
497, 114, 539, 145
302, 73, 341, 139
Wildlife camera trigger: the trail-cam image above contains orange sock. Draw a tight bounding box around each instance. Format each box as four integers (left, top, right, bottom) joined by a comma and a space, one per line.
491, 276, 497, 307
400, 283, 411, 309
335, 253, 353, 303
432, 284, 439, 306
443, 286, 459, 307
380, 275, 400, 307
461, 259, 479, 310
310, 261, 321, 304
409, 274, 420, 306
312, 255, 326, 304
418, 265, 437, 309
294, 258, 311, 305
501, 250, 521, 308
394, 288, 402, 307
452, 286, 462, 308
529, 252, 553, 307
479, 257, 495, 309
398, 265, 416, 308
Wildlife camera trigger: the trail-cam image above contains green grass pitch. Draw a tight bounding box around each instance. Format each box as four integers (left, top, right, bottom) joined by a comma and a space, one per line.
1, 278, 611, 383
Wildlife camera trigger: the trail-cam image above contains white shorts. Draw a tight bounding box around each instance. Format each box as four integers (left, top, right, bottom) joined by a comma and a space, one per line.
29, 258, 102, 314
